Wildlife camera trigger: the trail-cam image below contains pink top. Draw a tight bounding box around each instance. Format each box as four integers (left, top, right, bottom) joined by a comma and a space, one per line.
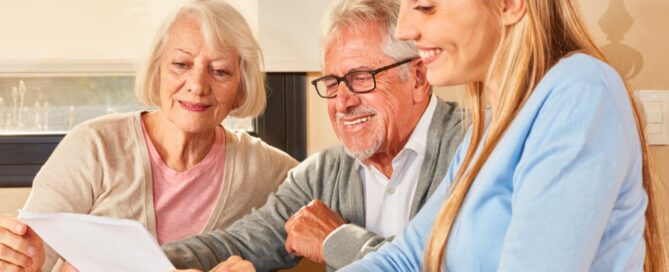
142, 122, 225, 245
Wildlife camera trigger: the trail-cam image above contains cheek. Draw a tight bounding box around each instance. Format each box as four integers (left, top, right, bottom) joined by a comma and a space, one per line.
359, 90, 396, 127
214, 94, 234, 113
158, 69, 181, 103
431, 23, 457, 53
157, 81, 172, 109
326, 102, 338, 125
384, 101, 405, 126
378, 87, 411, 120
464, 10, 499, 55
434, 18, 499, 84
213, 84, 241, 114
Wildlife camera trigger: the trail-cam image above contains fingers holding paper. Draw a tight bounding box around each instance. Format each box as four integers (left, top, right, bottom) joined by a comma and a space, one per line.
0, 214, 45, 272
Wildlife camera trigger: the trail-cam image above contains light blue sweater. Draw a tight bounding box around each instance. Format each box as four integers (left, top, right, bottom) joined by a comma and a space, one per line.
340, 53, 647, 272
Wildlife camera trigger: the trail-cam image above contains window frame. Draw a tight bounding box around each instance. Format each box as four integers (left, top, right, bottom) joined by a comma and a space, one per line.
0, 72, 306, 187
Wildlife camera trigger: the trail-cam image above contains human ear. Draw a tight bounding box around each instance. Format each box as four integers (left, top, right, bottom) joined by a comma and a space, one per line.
411, 59, 431, 103
500, 0, 527, 26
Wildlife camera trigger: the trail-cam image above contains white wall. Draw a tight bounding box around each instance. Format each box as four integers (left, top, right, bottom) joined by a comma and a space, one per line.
0, 0, 184, 67
0, 0, 327, 72
258, 0, 332, 71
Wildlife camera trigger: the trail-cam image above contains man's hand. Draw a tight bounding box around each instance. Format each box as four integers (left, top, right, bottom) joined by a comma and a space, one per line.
284, 200, 346, 263
173, 256, 255, 272
0, 214, 45, 272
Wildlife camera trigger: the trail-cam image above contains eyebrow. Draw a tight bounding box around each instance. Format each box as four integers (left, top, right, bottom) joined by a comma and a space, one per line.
209, 60, 234, 68
175, 48, 193, 56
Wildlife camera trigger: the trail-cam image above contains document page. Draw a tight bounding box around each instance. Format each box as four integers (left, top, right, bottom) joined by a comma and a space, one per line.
18, 210, 175, 272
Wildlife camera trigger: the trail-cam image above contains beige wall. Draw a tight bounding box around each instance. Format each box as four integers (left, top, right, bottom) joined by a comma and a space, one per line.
0, 188, 31, 216
0, 0, 333, 73
0, 0, 187, 65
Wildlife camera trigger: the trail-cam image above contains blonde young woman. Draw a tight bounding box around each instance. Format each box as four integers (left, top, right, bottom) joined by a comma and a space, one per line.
0, 0, 297, 271
341, 0, 666, 271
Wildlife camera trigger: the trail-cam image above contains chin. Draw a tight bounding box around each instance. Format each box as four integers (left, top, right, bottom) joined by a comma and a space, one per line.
426, 69, 452, 87
174, 121, 211, 134
341, 136, 383, 161
343, 145, 375, 161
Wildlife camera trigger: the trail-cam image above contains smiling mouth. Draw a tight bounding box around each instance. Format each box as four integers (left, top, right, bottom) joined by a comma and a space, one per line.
179, 101, 211, 112
341, 115, 373, 127
418, 48, 442, 63
339, 115, 374, 127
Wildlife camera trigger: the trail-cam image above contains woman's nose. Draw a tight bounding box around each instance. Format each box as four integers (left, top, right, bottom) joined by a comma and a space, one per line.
395, 4, 419, 41
187, 65, 209, 95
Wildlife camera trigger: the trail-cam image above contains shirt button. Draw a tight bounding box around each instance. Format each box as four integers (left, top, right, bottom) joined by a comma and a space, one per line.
387, 187, 395, 194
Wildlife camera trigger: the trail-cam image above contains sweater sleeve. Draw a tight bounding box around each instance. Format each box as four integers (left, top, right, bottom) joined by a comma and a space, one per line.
339, 135, 467, 271
162, 154, 321, 271
22, 123, 102, 271
496, 80, 641, 271
322, 223, 393, 270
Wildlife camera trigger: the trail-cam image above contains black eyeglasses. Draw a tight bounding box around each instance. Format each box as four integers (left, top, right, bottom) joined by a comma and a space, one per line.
311, 57, 418, 99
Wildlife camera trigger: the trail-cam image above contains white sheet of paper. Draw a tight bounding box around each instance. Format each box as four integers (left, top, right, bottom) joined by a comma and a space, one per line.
18, 210, 175, 272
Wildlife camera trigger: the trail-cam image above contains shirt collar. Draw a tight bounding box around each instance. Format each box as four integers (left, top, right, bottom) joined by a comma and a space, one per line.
402, 94, 438, 158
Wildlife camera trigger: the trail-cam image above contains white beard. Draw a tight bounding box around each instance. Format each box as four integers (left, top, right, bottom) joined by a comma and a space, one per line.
341, 125, 385, 161
336, 107, 385, 161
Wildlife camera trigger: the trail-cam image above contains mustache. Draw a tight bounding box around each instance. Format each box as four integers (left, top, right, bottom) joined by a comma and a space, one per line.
335, 108, 377, 122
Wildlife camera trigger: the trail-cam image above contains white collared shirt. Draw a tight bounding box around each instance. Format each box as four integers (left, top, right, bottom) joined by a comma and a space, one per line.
358, 95, 438, 238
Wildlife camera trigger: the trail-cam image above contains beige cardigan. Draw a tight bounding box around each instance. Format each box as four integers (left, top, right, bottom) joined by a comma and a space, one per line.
22, 112, 298, 271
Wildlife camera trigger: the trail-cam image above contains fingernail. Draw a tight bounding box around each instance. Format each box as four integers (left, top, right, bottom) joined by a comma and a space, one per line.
14, 224, 24, 233
27, 246, 35, 256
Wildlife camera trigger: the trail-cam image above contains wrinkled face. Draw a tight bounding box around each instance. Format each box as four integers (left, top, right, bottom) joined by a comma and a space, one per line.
324, 25, 418, 161
158, 14, 241, 134
396, 0, 499, 86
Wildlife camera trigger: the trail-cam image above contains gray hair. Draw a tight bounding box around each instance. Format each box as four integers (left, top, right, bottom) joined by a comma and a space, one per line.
322, 0, 418, 70
135, 0, 265, 118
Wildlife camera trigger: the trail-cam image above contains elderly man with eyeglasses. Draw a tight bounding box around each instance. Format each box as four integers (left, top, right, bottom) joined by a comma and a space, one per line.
162, 0, 464, 271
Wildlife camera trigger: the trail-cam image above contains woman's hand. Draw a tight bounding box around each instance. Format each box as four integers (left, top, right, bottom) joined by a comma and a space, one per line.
0, 214, 45, 272
172, 256, 255, 272
210, 256, 255, 272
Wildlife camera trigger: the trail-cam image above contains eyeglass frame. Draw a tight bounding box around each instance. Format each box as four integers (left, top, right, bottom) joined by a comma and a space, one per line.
311, 57, 418, 99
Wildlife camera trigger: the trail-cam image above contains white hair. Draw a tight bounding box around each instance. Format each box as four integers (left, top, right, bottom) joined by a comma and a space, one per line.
322, 0, 418, 75
136, 0, 265, 118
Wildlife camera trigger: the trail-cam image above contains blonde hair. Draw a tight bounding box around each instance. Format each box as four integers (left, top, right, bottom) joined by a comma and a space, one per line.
135, 0, 265, 118
423, 0, 666, 271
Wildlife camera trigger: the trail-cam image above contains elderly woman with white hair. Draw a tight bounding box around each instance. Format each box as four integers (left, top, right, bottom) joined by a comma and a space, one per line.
0, 0, 297, 271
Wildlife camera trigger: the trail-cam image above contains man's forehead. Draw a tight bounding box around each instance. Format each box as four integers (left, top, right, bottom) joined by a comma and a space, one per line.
323, 32, 390, 74
324, 29, 380, 56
